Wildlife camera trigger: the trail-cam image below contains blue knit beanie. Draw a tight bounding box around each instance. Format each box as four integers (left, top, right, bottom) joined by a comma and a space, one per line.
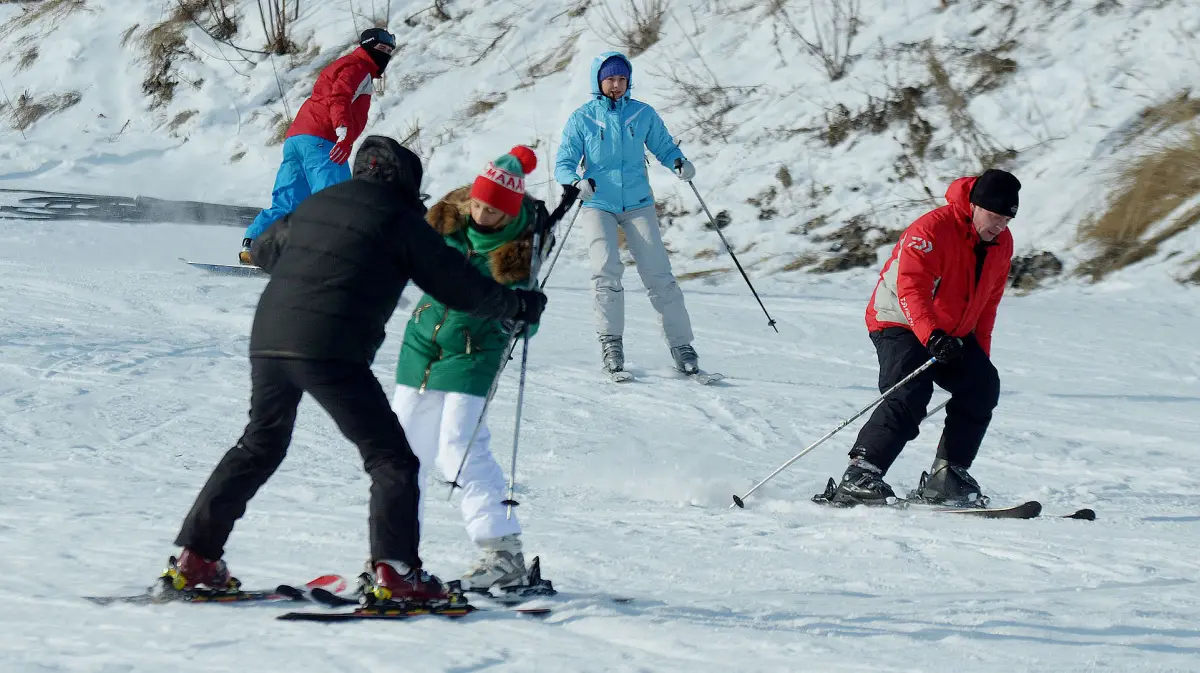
597, 56, 631, 87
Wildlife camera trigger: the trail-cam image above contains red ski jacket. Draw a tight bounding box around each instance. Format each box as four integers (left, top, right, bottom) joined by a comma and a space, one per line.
865, 176, 1013, 356
286, 48, 379, 144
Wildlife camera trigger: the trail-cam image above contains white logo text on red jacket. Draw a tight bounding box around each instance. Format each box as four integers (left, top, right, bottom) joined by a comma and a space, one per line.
906, 236, 933, 254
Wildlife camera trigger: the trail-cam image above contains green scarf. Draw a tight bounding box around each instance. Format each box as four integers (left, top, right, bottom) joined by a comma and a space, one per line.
466, 207, 528, 254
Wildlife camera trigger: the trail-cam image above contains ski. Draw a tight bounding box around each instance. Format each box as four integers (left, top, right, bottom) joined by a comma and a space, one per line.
930, 500, 1042, 519
687, 370, 724, 385
85, 573, 347, 606
810, 477, 1093, 520
278, 602, 480, 622
609, 370, 633, 383
180, 257, 267, 278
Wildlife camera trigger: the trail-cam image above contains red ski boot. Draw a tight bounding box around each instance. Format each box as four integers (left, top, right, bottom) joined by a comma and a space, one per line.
164, 548, 240, 593
365, 561, 450, 605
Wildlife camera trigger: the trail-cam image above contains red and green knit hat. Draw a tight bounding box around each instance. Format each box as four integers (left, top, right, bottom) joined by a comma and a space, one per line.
470, 145, 537, 217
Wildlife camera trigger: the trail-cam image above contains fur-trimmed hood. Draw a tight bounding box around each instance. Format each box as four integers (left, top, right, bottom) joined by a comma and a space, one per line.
424, 186, 535, 286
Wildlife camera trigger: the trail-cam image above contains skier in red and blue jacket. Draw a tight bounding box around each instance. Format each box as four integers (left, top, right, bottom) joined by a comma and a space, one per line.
240, 28, 397, 264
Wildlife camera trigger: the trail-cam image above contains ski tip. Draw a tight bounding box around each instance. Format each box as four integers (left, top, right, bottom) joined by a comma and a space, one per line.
1066, 508, 1096, 521
305, 574, 350, 594
731, 495, 746, 509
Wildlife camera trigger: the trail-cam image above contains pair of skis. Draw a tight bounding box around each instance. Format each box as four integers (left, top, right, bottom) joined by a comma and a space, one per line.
87, 559, 562, 622
810, 477, 1096, 520
610, 368, 725, 385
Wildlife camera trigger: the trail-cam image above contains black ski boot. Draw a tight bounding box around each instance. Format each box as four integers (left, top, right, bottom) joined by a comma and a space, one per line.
908, 458, 988, 507
813, 458, 898, 506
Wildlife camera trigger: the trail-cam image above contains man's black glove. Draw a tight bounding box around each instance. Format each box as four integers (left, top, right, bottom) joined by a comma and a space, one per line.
512, 289, 547, 324
927, 330, 963, 363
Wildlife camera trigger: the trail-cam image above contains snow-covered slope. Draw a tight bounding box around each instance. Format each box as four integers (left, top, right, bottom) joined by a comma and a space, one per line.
2, 3, 1200, 670
2, 0, 1199, 283
2, 213, 1200, 672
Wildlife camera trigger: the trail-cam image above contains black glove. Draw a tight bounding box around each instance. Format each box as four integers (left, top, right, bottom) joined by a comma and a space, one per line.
560, 182, 581, 205
927, 330, 963, 363
573, 178, 596, 201
512, 289, 547, 324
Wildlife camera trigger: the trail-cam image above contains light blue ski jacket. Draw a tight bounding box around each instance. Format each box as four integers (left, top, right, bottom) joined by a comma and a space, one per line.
554, 51, 686, 214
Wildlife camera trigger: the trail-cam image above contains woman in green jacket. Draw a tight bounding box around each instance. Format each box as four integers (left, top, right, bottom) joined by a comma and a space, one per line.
392, 146, 543, 590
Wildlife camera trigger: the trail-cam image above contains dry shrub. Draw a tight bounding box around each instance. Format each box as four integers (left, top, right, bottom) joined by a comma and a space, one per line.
677, 267, 732, 281
7, 90, 81, 131
781, 252, 821, 272
464, 93, 507, 118
1077, 130, 1200, 281
16, 46, 38, 71
167, 108, 198, 132
597, 0, 666, 57
522, 32, 580, 85
769, 0, 862, 81
924, 43, 1016, 169
0, 0, 87, 39
266, 111, 293, 145
137, 1, 212, 108
256, 0, 301, 55
1120, 89, 1200, 147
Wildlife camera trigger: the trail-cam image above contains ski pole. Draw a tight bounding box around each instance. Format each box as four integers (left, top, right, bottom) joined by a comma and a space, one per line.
730, 357, 938, 509
924, 399, 948, 420
678, 159, 778, 333
501, 226, 544, 519
445, 189, 575, 499
538, 202, 581, 290
445, 324, 523, 499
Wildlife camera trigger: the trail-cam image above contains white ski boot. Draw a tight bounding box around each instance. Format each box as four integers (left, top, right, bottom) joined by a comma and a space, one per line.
460, 534, 527, 591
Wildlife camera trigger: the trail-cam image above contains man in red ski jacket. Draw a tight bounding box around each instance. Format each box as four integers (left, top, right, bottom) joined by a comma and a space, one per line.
825, 169, 1020, 507
240, 28, 397, 263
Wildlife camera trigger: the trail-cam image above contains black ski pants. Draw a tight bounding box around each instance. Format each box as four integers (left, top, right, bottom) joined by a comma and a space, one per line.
851, 327, 1000, 474
176, 357, 422, 567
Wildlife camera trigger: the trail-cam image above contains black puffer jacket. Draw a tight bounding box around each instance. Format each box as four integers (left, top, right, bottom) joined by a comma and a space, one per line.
249, 136, 522, 364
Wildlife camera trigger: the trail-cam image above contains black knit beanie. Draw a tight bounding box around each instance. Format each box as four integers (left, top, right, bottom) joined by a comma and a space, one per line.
969, 169, 1021, 218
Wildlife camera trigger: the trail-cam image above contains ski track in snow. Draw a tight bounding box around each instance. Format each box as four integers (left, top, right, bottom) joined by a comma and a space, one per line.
1, 222, 1199, 672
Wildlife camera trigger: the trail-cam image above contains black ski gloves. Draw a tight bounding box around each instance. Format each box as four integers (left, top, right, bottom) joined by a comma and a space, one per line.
927, 330, 964, 363
511, 289, 548, 324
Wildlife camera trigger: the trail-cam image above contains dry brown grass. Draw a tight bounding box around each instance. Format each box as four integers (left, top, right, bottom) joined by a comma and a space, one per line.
0, 0, 87, 39
781, 252, 821, 272
1120, 90, 1200, 147
677, 267, 732, 281
1077, 129, 1200, 281
167, 109, 198, 132
16, 45, 38, 71
137, 1, 209, 108
597, 0, 666, 58
266, 111, 293, 145
6, 90, 81, 131
463, 93, 507, 118
522, 32, 580, 86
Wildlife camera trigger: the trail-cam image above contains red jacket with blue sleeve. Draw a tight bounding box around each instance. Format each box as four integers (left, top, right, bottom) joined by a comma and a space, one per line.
286, 48, 379, 144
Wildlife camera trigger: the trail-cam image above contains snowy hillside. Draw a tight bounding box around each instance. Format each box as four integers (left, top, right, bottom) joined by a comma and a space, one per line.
3, 209, 1200, 672
2, 2, 1200, 672
1, 0, 1199, 285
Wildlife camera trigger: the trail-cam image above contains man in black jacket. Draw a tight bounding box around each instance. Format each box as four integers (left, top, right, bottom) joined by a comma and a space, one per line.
166, 136, 547, 603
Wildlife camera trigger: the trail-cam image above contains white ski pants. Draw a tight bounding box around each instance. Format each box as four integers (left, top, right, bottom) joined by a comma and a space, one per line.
391, 385, 520, 544
582, 205, 695, 347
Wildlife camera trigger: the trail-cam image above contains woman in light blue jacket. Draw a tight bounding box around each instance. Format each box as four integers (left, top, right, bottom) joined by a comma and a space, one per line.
555, 51, 700, 381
